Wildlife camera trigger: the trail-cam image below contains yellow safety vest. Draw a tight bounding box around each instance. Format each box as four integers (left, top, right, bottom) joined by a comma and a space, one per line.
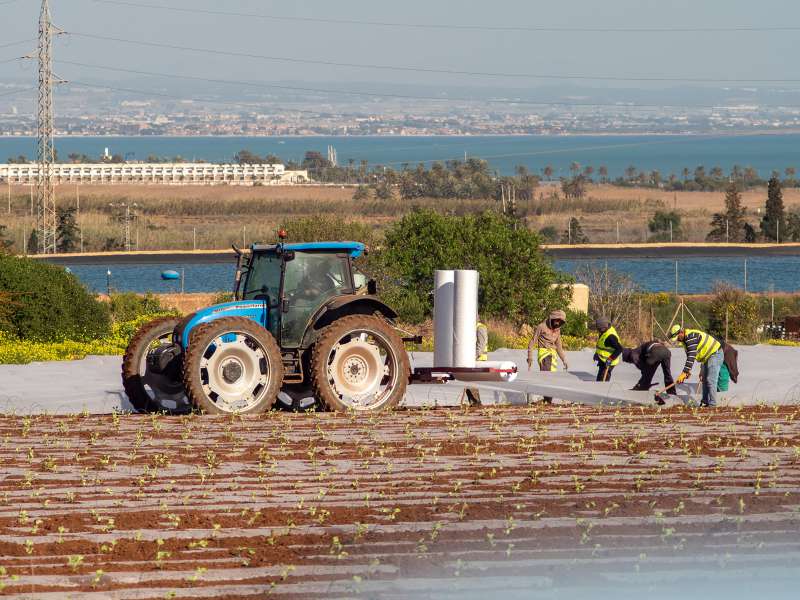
537, 348, 558, 371
476, 322, 488, 362
685, 329, 722, 364
596, 326, 621, 367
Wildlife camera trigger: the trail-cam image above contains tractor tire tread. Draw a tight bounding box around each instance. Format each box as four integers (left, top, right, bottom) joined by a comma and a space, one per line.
121, 316, 183, 414
310, 315, 410, 412
182, 316, 284, 415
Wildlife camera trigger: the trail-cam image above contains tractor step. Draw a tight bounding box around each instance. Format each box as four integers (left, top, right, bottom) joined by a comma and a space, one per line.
282, 353, 304, 385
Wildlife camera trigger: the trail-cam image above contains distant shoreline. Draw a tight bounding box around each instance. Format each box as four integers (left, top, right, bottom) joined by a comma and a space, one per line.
4, 131, 800, 139
28, 243, 800, 265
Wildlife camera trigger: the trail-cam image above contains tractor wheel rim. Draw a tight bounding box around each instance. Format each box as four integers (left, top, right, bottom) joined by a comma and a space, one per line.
326, 329, 399, 410
139, 331, 189, 411
199, 332, 270, 413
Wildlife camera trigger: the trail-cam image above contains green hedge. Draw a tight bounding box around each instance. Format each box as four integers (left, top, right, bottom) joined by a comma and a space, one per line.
0, 255, 110, 342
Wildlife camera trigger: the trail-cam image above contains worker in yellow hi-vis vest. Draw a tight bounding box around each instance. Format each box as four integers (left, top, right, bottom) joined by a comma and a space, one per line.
527, 310, 569, 404
668, 325, 724, 407
594, 317, 623, 382
476, 320, 489, 362
466, 318, 490, 406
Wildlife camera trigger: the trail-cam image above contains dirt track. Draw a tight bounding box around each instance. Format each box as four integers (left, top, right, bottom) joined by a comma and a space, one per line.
1, 405, 799, 598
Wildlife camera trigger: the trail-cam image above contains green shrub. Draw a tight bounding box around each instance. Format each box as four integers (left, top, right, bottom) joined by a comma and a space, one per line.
562, 309, 589, 338
109, 292, 167, 322
0, 255, 110, 342
487, 329, 506, 352
373, 209, 572, 325
708, 284, 759, 343
380, 286, 428, 324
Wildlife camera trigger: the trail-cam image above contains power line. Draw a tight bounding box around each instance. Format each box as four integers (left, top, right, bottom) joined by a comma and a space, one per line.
0, 38, 36, 50
61, 35, 800, 84
69, 31, 596, 81
67, 31, 800, 84
0, 87, 35, 99
90, 0, 800, 34
54, 60, 800, 109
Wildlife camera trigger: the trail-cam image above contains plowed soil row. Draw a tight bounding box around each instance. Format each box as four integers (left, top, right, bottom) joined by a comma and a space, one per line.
0, 405, 798, 599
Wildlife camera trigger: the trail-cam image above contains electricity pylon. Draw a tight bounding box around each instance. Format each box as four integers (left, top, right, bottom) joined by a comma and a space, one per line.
36, 0, 58, 254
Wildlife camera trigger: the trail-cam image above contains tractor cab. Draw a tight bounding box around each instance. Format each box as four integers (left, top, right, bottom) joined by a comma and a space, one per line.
235, 241, 370, 349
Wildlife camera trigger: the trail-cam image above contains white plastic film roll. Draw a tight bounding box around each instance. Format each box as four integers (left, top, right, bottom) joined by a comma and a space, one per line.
452, 270, 479, 368
433, 270, 455, 368
453, 361, 519, 383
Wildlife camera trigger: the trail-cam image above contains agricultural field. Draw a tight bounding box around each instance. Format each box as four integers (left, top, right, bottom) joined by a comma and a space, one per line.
0, 404, 798, 598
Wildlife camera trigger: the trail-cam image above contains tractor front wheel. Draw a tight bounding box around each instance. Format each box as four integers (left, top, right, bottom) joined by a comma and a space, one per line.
182, 317, 284, 415
310, 315, 409, 412
121, 316, 190, 414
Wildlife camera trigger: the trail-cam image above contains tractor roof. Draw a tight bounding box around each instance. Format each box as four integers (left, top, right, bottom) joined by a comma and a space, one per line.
251, 241, 365, 258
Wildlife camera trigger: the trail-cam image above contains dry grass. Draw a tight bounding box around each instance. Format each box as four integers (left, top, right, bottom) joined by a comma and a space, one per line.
2, 183, 796, 249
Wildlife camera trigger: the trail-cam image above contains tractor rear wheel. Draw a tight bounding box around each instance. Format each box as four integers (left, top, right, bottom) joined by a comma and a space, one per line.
310, 315, 409, 412
121, 316, 190, 414
182, 317, 284, 415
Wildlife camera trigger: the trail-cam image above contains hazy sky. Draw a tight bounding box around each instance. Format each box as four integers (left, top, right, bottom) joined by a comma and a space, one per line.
2, 0, 800, 92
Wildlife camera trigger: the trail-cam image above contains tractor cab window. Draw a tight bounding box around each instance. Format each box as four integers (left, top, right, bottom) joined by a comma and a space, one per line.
281, 252, 351, 347
283, 252, 349, 300
242, 252, 282, 301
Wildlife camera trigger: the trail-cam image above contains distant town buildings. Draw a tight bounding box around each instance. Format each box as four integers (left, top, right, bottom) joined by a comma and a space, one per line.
0, 162, 309, 185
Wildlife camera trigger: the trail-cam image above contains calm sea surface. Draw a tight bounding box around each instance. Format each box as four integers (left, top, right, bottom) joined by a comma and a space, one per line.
4, 134, 800, 177
65, 256, 799, 296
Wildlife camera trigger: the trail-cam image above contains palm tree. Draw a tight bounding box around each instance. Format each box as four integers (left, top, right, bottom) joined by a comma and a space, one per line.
543, 165, 554, 180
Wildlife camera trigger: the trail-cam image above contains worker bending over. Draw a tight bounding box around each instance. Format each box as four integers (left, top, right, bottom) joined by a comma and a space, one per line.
668, 325, 724, 407
527, 310, 569, 404
594, 317, 623, 382
622, 340, 675, 393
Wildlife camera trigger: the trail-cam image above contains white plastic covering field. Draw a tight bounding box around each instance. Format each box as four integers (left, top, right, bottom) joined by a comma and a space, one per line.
0, 346, 798, 415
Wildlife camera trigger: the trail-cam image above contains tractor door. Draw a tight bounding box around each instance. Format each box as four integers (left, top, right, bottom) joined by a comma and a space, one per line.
280, 252, 353, 348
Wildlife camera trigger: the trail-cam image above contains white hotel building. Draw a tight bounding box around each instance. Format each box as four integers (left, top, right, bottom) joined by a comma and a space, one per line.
0, 163, 309, 185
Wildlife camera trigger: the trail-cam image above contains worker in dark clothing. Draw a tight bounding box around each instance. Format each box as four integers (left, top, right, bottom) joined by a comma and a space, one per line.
622, 341, 676, 393
594, 317, 623, 382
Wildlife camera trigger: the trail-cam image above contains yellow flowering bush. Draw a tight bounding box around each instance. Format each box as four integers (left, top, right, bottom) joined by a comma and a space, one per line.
0, 314, 176, 365
767, 339, 800, 347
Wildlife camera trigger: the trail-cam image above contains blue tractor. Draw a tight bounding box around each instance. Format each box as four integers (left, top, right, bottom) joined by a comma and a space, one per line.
122, 241, 410, 414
